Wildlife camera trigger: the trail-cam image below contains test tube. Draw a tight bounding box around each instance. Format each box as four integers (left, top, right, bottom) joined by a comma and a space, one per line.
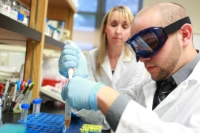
20, 103, 30, 124
32, 98, 42, 116
65, 67, 74, 130
65, 100, 71, 129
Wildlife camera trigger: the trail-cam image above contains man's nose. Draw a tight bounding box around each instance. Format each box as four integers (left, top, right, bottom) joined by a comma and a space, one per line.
139, 57, 151, 62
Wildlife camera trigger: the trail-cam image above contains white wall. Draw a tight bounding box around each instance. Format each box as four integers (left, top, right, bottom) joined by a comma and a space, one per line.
194, 34, 200, 50
143, 0, 200, 34
73, 0, 200, 50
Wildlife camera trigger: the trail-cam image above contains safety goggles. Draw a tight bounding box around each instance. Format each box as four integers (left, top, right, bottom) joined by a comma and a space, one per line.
125, 17, 191, 61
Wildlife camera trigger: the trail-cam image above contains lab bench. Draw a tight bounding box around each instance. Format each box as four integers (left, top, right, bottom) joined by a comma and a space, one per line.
2, 101, 111, 133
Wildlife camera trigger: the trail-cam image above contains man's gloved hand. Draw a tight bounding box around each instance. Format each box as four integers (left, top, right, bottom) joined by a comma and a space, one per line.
58, 40, 88, 78
61, 76, 105, 111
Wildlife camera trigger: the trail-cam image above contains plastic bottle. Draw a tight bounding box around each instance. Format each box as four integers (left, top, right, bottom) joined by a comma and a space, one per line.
17, 13, 24, 23
20, 103, 30, 123
0, 0, 3, 14
45, 18, 50, 36
10, 0, 18, 20
32, 98, 42, 116
2, 0, 11, 17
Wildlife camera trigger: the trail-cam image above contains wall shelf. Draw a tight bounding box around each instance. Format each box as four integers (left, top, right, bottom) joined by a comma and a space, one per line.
1, 0, 76, 100
18, 0, 77, 12
44, 36, 64, 50
0, 13, 66, 50
0, 14, 41, 45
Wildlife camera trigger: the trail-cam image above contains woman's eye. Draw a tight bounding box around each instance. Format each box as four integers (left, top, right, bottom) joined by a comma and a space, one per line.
111, 23, 117, 27
123, 25, 128, 29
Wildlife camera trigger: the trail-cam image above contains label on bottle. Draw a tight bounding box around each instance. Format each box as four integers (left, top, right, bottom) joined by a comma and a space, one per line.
10, 10, 18, 20
2, 5, 11, 16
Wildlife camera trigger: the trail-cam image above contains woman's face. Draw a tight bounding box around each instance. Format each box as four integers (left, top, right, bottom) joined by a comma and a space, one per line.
104, 11, 131, 48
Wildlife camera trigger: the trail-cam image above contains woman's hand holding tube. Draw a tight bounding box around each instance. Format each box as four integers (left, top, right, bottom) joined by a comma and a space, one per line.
61, 76, 105, 111
58, 40, 88, 79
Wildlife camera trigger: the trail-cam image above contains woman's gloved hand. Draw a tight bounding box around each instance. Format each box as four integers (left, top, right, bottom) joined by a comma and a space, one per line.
58, 40, 88, 78
61, 76, 105, 111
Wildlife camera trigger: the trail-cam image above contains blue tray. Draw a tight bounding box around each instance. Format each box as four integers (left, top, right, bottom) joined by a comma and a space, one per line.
18, 112, 65, 133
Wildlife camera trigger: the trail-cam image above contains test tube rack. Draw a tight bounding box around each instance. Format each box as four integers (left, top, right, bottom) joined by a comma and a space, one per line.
18, 112, 65, 133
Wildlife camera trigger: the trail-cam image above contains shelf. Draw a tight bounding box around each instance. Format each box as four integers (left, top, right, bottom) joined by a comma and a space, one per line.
18, 0, 76, 13
0, 14, 41, 46
0, 13, 65, 51
44, 35, 64, 50
48, 0, 76, 12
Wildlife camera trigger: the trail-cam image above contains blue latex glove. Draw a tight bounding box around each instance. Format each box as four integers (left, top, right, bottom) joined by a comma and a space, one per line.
61, 76, 105, 111
58, 40, 88, 78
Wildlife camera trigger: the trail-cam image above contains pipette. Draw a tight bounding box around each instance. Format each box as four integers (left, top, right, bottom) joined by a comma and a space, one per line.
64, 40, 76, 130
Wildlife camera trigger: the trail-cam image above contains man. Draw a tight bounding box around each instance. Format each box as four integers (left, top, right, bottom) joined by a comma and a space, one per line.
59, 2, 200, 133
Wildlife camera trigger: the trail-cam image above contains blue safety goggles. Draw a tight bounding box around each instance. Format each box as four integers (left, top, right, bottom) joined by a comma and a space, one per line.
125, 17, 191, 61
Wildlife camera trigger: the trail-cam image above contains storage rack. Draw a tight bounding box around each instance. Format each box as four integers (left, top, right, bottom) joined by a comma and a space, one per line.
0, 0, 76, 101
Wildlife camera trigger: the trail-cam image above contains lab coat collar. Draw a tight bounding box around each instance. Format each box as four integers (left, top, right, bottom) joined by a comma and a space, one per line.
101, 48, 134, 85
112, 49, 125, 87
102, 56, 113, 81
143, 60, 200, 111
154, 60, 200, 111
143, 81, 157, 110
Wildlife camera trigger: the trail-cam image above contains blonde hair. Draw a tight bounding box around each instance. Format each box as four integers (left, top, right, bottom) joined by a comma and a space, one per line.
96, 5, 134, 75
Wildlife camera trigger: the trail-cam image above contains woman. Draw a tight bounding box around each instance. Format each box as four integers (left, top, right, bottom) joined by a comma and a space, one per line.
87, 5, 146, 90
74, 5, 147, 132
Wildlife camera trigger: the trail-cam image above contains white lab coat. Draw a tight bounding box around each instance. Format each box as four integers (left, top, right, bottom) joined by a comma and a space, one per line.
87, 48, 146, 90
116, 60, 200, 133
74, 48, 147, 130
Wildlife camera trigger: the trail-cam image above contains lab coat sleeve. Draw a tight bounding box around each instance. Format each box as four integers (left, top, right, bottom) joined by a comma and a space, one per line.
86, 50, 96, 81
105, 94, 130, 131
115, 100, 199, 133
119, 73, 151, 101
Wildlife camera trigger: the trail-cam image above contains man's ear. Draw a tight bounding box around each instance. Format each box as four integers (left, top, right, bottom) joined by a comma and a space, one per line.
180, 24, 193, 47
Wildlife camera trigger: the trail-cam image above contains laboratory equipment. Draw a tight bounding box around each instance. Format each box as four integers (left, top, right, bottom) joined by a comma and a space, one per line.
32, 98, 42, 116
20, 103, 30, 124
2, 0, 11, 17
64, 40, 76, 130
65, 68, 74, 129
0, 98, 3, 126
18, 112, 65, 133
80, 124, 102, 133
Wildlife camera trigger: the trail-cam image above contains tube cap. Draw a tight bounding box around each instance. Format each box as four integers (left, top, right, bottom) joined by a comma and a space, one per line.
21, 104, 30, 109
33, 98, 42, 104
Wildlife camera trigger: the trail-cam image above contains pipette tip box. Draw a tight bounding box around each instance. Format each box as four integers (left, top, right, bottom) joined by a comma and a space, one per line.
18, 112, 65, 133
79, 124, 102, 133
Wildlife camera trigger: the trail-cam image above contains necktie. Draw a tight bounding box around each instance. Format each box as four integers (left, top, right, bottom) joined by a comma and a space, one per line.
153, 77, 177, 109
158, 80, 175, 102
